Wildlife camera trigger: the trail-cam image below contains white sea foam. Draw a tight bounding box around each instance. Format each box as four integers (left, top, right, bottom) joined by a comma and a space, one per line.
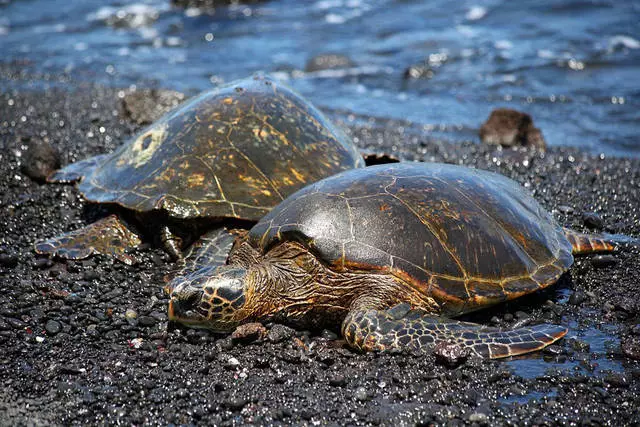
325, 13, 347, 24
494, 40, 513, 50
466, 6, 487, 21
87, 3, 167, 29
608, 35, 640, 50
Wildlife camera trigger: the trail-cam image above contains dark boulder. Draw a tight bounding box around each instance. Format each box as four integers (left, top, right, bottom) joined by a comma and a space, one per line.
21, 138, 61, 182
479, 108, 546, 149
119, 89, 185, 125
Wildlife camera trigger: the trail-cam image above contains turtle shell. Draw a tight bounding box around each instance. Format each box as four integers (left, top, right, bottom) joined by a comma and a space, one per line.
50, 75, 364, 220
247, 163, 574, 315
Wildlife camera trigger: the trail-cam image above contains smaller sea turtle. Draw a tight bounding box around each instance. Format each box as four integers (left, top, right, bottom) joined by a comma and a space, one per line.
167, 162, 626, 358
35, 75, 364, 264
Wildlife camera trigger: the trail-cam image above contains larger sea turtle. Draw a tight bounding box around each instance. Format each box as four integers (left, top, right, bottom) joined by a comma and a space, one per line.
167, 162, 623, 358
35, 75, 364, 264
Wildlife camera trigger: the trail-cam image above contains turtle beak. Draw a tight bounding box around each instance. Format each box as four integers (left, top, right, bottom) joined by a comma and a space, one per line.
168, 298, 176, 320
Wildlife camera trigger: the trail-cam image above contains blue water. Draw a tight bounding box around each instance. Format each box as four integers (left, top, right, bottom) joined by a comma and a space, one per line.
508, 324, 623, 380
1, 0, 639, 156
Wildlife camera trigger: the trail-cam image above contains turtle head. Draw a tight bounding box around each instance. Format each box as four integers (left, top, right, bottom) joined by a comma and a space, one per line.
168, 266, 251, 332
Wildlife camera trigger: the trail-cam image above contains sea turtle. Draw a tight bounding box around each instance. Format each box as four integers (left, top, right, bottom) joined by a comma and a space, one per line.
35, 75, 364, 264
167, 162, 622, 359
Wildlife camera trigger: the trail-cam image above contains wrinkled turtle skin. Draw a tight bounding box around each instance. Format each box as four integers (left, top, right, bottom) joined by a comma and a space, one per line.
168, 162, 619, 359
35, 74, 364, 263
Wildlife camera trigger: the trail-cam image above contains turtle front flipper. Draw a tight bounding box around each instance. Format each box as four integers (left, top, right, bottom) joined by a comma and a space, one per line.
47, 154, 109, 183
342, 303, 567, 359
35, 215, 141, 265
181, 228, 236, 271
164, 228, 237, 299
165, 228, 236, 288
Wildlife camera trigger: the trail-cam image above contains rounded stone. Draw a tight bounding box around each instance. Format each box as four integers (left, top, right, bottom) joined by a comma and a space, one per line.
21, 138, 61, 182
267, 324, 295, 343
45, 320, 62, 335
582, 212, 604, 230
138, 316, 157, 327
0, 253, 18, 268
354, 387, 369, 402
591, 255, 618, 268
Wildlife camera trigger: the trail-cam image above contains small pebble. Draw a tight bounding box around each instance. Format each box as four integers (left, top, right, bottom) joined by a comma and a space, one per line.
582, 212, 604, 230
6, 317, 26, 329
469, 412, 489, 423
329, 374, 347, 387
45, 319, 62, 335
593, 387, 609, 399
320, 329, 338, 340
267, 324, 295, 343
591, 254, 618, 268
621, 336, 640, 360
223, 397, 247, 411
434, 341, 470, 367
354, 386, 369, 402
568, 291, 586, 305
404, 63, 435, 80
59, 365, 83, 375
569, 338, 591, 353
0, 253, 18, 268
125, 309, 138, 319
138, 316, 157, 327
231, 322, 267, 344
557, 205, 574, 214
83, 270, 100, 281
224, 356, 241, 370
33, 258, 53, 269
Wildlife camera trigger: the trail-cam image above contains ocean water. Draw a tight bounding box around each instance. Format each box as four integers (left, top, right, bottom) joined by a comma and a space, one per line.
0, 0, 638, 154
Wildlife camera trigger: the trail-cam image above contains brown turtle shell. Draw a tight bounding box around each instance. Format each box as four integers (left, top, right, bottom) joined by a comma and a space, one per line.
247, 163, 574, 315
49, 75, 364, 220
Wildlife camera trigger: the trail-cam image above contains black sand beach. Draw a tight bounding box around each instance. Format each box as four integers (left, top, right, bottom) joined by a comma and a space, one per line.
1, 82, 639, 425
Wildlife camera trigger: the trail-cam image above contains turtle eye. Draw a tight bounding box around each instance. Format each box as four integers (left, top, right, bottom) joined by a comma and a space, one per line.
186, 288, 203, 305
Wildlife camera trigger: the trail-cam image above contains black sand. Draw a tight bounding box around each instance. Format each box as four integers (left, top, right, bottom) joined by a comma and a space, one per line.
1, 83, 639, 425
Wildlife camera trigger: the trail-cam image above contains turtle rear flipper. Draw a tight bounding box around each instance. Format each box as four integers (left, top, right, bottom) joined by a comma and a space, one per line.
342, 303, 567, 359
47, 154, 109, 183
563, 228, 640, 255
35, 215, 141, 265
